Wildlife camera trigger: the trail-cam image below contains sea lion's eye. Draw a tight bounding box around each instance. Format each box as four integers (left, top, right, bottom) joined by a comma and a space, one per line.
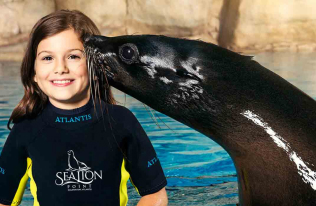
122, 46, 134, 59
119, 43, 139, 64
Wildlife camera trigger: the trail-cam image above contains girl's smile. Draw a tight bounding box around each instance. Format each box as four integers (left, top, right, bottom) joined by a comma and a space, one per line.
34, 29, 90, 109
50, 79, 75, 87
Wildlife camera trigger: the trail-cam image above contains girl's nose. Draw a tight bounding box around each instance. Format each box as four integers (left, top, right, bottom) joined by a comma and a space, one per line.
54, 59, 69, 74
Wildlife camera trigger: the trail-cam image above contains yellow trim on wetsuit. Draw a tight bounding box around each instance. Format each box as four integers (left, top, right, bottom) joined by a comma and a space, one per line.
129, 178, 139, 195
26, 157, 40, 206
10, 158, 30, 206
119, 158, 130, 206
10, 157, 138, 206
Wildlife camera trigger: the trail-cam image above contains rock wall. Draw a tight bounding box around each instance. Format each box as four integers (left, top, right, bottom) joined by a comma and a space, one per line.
218, 0, 316, 53
1, 0, 316, 61
126, 0, 214, 42
0, 0, 55, 46
56, 0, 127, 36
0, 0, 55, 61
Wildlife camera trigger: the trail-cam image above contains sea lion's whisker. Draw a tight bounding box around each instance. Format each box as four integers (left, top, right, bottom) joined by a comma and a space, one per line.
151, 109, 179, 135
141, 103, 161, 129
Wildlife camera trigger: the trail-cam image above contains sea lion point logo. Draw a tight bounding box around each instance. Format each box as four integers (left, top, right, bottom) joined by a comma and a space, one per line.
55, 150, 103, 191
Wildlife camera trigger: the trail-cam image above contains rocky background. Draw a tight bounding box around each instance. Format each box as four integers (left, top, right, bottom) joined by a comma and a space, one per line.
1, 0, 316, 61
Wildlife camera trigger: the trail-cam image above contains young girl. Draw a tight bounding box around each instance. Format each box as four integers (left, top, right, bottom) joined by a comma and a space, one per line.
0, 10, 168, 206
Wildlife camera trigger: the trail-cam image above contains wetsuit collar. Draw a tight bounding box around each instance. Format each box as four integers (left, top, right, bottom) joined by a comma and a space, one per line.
41, 96, 106, 130
47, 97, 94, 115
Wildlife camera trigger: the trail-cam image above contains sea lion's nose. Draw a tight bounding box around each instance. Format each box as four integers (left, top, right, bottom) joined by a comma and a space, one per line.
83, 34, 92, 43
84, 35, 109, 44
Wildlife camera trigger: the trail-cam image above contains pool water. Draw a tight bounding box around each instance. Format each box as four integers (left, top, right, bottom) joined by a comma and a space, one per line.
0, 51, 316, 205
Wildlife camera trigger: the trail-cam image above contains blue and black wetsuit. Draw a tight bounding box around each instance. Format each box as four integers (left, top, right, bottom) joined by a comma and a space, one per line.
0, 97, 167, 206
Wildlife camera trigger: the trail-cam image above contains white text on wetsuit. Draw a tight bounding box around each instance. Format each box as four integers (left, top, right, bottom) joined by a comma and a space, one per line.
55, 170, 103, 186
55, 114, 92, 123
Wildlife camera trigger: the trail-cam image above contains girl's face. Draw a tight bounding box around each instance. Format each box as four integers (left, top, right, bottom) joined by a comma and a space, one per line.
34, 29, 90, 109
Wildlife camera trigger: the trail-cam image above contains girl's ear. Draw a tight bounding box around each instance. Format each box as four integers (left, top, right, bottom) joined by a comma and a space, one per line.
34, 75, 37, 83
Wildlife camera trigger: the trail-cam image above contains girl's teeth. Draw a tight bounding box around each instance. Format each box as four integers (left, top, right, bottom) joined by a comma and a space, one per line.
53, 80, 71, 84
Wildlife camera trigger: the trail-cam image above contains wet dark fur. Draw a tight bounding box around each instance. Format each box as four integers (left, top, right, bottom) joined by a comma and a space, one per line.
84, 35, 316, 206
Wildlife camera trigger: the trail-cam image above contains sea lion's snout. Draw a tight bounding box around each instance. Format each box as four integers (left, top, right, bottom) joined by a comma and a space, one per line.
84, 35, 110, 60
84, 35, 116, 80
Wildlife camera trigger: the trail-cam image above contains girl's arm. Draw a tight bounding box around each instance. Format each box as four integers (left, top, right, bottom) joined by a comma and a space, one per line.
137, 187, 168, 206
121, 107, 168, 205
0, 121, 30, 206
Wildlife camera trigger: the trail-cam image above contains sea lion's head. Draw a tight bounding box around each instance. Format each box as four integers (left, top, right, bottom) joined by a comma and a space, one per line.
84, 35, 251, 134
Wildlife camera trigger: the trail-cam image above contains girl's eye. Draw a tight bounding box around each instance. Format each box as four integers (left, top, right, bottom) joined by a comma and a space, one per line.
42, 56, 53, 61
68, 55, 80, 60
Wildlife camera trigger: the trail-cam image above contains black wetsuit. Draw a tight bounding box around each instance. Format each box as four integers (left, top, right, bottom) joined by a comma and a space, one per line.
0, 97, 167, 206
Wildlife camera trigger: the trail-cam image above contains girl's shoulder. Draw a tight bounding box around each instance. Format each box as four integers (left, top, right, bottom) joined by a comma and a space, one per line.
105, 103, 133, 115
9, 112, 45, 140
104, 103, 137, 123
12, 115, 32, 130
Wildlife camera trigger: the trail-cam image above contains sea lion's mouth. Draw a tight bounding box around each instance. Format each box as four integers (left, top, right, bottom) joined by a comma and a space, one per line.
84, 46, 114, 80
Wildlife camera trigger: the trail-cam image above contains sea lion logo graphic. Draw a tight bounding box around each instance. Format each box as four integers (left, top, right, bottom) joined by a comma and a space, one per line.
66, 150, 91, 172
55, 150, 103, 190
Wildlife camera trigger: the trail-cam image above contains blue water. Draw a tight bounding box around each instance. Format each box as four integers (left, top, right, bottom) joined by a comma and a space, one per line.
126, 101, 237, 182
1, 51, 316, 205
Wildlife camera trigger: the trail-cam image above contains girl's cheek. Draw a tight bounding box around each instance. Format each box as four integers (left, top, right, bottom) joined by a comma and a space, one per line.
70, 61, 88, 76
35, 62, 54, 78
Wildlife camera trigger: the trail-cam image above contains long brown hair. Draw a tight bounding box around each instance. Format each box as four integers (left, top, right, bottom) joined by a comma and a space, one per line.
7, 10, 116, 130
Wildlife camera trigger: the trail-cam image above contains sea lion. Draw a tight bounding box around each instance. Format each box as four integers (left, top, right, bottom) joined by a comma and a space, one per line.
84, 35, 316, 206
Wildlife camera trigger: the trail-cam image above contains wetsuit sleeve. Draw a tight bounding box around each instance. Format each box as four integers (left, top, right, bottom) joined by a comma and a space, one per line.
123, 108, 167, 196
0, 122, 29, 205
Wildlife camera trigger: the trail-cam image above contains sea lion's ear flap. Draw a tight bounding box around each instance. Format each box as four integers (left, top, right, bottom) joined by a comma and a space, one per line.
240, 53, 254, 60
